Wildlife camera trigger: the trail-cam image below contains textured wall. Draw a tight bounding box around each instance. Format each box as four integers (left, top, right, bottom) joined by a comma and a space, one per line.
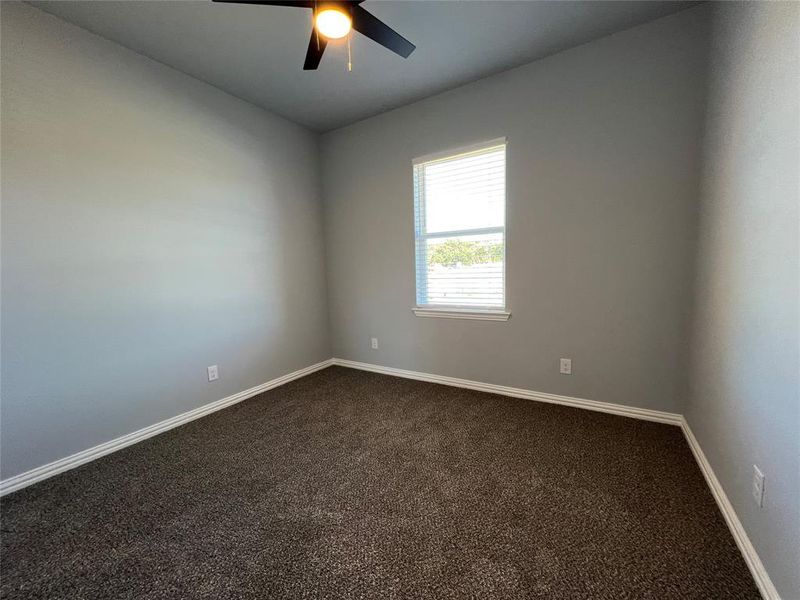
686, 2, 800, 597
321, 7, 709, 413
0, 2, 330, 479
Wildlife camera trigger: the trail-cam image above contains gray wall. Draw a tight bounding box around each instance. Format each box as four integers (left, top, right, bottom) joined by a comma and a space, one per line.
0, 2, 330, 480
686, 2, 800, 597
321, 7, 709, 414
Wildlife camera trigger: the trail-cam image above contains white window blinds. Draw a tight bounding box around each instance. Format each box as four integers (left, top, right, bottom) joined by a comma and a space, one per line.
414, 140, 506, 310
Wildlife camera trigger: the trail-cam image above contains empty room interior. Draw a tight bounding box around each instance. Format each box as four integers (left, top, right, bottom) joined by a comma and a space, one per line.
1, 0, 798, 598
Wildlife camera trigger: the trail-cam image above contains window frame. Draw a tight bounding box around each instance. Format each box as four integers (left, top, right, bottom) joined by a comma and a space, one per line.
412, 137, 510, 321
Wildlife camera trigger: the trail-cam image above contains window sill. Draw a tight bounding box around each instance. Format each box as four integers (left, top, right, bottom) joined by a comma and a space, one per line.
412, 307, 511, 321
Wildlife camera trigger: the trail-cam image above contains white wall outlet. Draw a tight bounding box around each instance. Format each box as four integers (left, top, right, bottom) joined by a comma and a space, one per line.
370, 337, 379, 350
559, 358, 572, 375
752, 465, 765, 507
207, 365, 219, 382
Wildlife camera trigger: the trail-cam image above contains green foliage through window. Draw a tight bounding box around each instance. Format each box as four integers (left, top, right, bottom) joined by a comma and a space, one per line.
427, 239, 503, 267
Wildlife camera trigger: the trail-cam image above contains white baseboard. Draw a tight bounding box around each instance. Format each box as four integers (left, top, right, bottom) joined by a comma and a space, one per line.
0, 359, 334, 497
680, 418, 780, 600
331, 358, 682, 425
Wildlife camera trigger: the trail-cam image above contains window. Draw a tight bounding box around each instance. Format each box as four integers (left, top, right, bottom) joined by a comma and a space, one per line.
413, 139, 509, 320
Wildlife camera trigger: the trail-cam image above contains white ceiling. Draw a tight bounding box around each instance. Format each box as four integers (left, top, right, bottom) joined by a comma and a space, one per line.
28, 0, 698, 132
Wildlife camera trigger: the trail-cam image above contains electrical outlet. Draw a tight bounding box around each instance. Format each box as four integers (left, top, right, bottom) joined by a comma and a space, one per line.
559, 358, 572, 375
207, 365, 219, 382
752, 465, 765, 507
370, 337, 379, 350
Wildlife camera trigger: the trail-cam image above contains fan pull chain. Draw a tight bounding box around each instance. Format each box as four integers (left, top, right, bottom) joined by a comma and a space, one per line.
346, 4, 353, 72
314, 0, 319, 51
347, 31, 352, 72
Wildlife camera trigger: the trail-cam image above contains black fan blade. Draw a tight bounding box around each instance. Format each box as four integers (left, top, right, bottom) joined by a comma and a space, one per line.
303, 29, 327, 70
351, 5, 415, 58
212, 0, 314, 7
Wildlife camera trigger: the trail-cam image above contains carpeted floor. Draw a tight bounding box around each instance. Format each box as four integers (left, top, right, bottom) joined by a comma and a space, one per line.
1, 366, 759, 599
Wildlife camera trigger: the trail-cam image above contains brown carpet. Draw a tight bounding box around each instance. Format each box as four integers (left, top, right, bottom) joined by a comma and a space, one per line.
1, 366, 759, 599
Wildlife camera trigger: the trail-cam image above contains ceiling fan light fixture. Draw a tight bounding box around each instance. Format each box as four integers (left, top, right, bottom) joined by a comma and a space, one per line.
316, 8, 351, 39
213, 0, 415, 70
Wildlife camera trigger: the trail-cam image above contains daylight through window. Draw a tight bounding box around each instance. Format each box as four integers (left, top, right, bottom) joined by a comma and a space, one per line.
413, 140, 506, 312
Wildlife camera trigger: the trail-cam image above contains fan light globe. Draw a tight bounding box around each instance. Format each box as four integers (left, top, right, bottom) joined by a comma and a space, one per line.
316, 8, 351, 39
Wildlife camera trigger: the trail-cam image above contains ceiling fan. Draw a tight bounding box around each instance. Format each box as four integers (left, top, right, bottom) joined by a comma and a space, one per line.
212, 0, 416, 70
